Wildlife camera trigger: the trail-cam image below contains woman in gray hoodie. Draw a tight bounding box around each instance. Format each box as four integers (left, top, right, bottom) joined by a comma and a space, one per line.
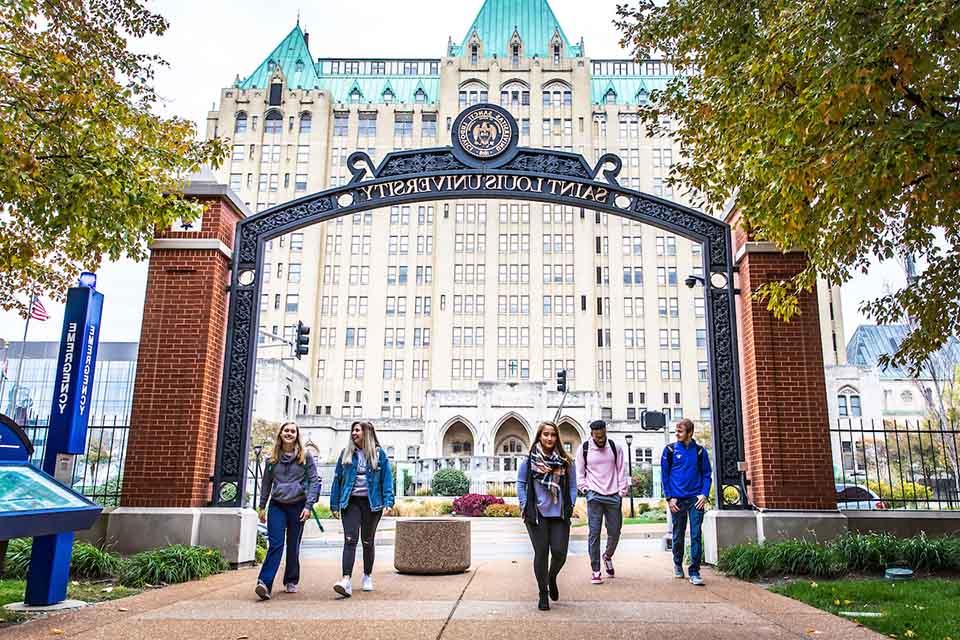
255, 421, 320, 600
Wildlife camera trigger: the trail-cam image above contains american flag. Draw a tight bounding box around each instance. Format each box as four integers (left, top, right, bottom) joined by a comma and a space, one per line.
29, 295, 49, 322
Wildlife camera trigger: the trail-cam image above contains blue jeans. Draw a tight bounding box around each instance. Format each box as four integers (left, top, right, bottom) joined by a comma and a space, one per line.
258, 499, 305, 592
671, 497, 704, 577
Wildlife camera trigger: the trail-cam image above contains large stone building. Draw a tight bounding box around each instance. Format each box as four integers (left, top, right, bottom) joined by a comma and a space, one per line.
206, 0, 846, 484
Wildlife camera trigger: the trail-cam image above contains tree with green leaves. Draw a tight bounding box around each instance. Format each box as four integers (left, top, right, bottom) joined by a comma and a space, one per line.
0, 0, 226, 316
615, 1, 960, 369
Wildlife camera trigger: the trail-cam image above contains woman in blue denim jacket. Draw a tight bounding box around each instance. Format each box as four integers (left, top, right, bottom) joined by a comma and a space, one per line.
329, 421, 394, 597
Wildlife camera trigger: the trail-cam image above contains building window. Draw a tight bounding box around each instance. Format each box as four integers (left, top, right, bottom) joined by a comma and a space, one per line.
299, 112, 312, 133
234, 112, 247, 134
838, 387, 862, 418
264, 110, 282, 135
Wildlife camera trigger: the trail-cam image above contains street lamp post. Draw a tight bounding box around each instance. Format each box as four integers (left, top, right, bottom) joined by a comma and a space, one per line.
625, 433, 635, 518
252, 444, 264, 509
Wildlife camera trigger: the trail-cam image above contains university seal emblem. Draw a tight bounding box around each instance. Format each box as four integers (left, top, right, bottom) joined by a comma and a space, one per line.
451, 104, 519, 167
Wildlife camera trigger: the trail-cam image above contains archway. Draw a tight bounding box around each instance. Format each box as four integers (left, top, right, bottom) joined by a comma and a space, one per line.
211, 103, 746, 509
494, 413, 531, 463
556, 418, 583, 457
442, 418, 476, 457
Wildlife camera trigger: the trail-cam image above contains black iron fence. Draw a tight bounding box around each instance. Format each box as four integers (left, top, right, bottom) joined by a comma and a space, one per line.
21, 416, 130, 507
831, 419, 960, 510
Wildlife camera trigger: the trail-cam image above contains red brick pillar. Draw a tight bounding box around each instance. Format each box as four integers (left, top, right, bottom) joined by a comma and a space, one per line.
121, 179, 246, 508
728, 211, 836, 510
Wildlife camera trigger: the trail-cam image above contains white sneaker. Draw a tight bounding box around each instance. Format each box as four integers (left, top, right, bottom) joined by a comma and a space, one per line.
333, 576, 352, 598
362, 574, 374, 592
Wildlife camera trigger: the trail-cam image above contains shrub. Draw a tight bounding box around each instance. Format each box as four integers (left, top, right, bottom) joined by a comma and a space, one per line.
120, 545, 228, 587
415, 486, 434, 496
630, 469, 653, 498
255, 533, 268, 564
390, 498, 454, 517
71, 542, 122, 580
488, 485, 518, 498
636, 502, 651, 515
484, 503, 521, 518
452, 493, 503, 517
716, 543, 777, 580
867, 480, 934, 508
2, 538, 32, 579
432, 469, 470, 496
768, 540, 845, 578
313, 502, 332, 519
717, 533, 960, 580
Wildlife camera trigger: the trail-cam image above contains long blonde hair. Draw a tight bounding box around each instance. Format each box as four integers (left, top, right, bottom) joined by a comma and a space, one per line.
269, 421, 306, 465
530, 421, 574, 465
340, 421, 381, 470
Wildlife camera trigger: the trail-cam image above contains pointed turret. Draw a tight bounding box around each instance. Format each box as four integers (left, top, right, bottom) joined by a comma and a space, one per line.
457, 0, 581, 59
236, 23, 319, 90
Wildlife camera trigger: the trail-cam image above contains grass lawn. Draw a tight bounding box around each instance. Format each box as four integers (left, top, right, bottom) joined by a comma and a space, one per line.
0, 579, 139, 626
572, 512, 667, 527
771, 578, 960, 638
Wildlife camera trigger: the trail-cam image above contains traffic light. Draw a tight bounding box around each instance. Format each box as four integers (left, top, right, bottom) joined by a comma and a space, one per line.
640, 410, 667, 431
295, 321, 310, 360
556, 368, 567, 394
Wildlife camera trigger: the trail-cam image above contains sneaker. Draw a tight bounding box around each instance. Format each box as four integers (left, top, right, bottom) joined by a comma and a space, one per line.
674, 567, 685, 579
284, 583, 298, 594
333, 577, 352, 598
602, 553, 615, 578
361, 574, 374, 592
591, 571, 603, 585
689, 575, 705, 586
255, 580, 271, 601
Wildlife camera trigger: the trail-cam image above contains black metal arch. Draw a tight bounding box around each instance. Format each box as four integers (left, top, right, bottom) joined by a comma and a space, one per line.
212, 144, 748, 509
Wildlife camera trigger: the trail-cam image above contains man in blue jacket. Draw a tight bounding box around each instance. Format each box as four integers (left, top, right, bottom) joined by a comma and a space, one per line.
661, 418, 712, 586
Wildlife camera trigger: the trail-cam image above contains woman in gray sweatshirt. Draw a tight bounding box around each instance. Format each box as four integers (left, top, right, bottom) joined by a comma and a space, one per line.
255, 421, 320, 600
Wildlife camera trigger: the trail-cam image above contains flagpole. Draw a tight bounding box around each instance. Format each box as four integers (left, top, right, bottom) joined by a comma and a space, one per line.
10, 297, 33, 418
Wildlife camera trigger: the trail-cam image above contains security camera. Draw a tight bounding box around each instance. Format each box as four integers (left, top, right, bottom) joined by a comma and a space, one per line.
684, 275, 699, 289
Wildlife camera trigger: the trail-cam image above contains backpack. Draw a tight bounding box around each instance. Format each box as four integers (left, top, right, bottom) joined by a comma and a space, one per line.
581, 439, 618, 477
664, 442, 706, 479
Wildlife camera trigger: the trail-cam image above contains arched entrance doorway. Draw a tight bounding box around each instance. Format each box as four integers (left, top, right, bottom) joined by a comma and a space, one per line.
556, 418, 583, 457
442, 418, 475, 457
211, 103, 746, 509
494, 414, 530, 473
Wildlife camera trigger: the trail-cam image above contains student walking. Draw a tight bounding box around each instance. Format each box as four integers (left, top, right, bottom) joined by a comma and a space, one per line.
576, 419, 628, 584
517, 421, 578, 611
329, 421, 395, 597
255, 421, 320, 600
661, 418, 713, 586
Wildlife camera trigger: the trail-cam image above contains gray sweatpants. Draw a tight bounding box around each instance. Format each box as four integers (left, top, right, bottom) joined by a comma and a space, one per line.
587, 497, 623, 572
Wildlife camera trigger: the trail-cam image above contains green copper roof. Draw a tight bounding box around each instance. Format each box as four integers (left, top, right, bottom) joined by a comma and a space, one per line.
590, 75, 672, 104
236, 24, 320, 90
455, 0, 581, 58
318, 76, 439, 104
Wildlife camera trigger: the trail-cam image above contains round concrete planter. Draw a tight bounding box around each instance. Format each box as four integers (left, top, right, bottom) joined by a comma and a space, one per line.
394, 518, 471, 575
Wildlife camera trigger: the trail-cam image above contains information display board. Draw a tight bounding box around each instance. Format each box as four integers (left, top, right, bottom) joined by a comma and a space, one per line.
0, 462, 101, 539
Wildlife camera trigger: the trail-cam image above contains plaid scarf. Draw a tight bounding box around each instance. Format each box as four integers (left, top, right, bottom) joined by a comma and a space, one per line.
530, 444, 567, 503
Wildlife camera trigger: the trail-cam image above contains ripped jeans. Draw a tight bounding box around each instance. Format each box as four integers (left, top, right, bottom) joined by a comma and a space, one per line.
341, 495, 383, 577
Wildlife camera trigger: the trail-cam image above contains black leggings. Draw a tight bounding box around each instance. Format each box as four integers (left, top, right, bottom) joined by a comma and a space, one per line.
341, 496, 383, 576
525, 517, 571, 594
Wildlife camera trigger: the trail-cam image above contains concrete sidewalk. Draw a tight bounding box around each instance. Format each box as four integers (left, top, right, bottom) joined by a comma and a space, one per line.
3, 552, 883, 640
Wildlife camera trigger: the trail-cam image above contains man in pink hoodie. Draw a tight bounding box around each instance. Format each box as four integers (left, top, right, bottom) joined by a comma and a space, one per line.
576, 420, 629, 584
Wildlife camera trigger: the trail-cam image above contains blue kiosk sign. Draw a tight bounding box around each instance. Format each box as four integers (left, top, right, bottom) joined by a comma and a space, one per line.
0, 274, 105, 607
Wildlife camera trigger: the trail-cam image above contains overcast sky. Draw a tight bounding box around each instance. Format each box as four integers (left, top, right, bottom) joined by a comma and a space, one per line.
0, 0, 899, 346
